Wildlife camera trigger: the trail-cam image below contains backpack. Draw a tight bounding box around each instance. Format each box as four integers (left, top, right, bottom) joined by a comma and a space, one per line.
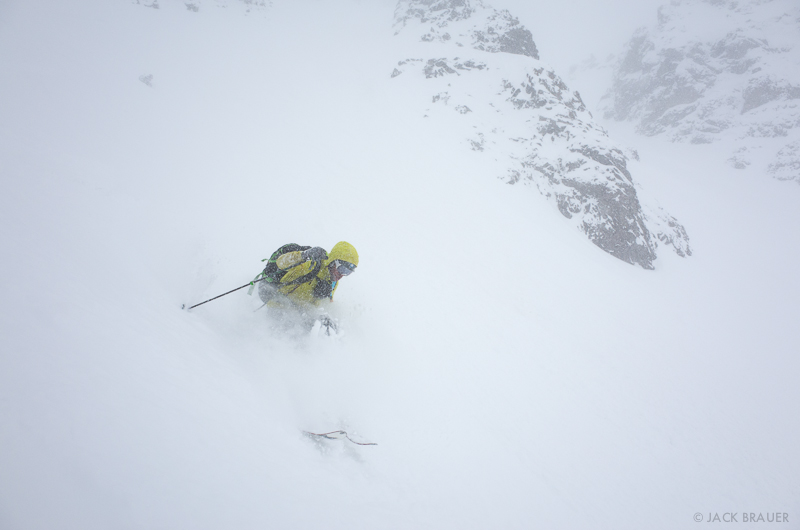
247, 243, 322, 296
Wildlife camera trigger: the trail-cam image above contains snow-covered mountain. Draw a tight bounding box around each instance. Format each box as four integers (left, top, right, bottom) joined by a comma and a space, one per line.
391, 0, 691, 269
603, 0, 800, 183
1, 1, 799, 529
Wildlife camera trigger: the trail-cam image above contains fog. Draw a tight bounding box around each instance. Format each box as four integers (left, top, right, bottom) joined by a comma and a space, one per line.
497, 0, 664, 67
1, 0, 797, 529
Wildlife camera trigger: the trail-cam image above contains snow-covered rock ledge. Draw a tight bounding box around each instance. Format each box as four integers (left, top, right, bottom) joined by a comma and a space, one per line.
603, 0, 800, 184
132, 0, 270, 13
392, 0, 691, 268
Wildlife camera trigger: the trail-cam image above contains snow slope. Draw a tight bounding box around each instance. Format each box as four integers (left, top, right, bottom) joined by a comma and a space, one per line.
0, 1, 798, 529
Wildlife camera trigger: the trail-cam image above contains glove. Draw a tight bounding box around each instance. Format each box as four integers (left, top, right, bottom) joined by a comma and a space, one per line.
302, 247, 328, 262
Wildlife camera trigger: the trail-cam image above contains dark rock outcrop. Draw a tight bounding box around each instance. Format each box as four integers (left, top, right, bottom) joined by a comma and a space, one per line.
393, 0, 691, 268
603, 0, 800, 183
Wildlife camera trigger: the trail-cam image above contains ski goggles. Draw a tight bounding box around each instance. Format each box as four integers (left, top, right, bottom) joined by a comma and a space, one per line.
333, 260, 357, 276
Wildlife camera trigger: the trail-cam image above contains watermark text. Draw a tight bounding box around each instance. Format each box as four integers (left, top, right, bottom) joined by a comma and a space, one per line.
694, 512, 789, 523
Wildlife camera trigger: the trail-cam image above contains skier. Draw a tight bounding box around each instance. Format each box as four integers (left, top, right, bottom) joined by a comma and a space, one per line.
251, 241, 358, 334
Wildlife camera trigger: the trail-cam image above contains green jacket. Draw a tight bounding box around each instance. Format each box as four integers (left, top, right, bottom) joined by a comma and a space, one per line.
265, 241, 358, 307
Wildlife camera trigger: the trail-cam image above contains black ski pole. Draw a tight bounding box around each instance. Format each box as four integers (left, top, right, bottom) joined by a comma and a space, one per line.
183, 277, 265, 310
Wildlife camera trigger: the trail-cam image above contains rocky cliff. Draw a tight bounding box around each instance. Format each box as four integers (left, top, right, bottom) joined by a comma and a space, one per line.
603, 0, 800, 183
393, 0, 691, 268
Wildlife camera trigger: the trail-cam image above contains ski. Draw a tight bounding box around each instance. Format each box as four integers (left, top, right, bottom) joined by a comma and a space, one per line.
302, 430, 377, 446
